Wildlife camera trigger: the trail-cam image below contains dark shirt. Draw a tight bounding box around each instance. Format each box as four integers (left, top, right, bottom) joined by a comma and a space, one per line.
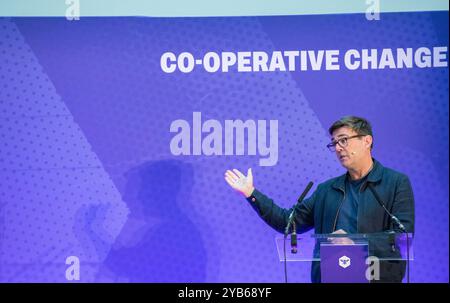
335, 175, 368, 233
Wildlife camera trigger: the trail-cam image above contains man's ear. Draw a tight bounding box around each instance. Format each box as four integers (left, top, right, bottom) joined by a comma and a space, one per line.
365, 135, 373, 149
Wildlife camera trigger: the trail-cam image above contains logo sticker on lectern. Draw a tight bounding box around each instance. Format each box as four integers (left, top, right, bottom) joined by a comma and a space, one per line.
339, 256, 351, 268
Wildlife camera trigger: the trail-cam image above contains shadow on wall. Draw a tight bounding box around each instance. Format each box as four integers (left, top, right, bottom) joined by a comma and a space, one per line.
97, 159, 207, 282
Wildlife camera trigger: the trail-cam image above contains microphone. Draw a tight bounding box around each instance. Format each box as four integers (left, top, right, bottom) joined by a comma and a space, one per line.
283, 181, 313, 282
284, 181, 314, 236
367, 183, 406, 232
367, 182, 411, 284
290, 222, 297, 253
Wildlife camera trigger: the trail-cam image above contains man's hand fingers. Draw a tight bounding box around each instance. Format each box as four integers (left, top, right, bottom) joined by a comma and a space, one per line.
232, 169, 245, 179
247, 168, 252, 179
225, 170, 239, 182
225, 176, 236, 188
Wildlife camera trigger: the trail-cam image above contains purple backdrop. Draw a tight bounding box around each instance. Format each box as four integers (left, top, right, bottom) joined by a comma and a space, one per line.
0, 11, 448, 282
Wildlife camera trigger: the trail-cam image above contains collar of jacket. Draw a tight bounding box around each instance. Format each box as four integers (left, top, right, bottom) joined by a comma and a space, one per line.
331, 158, 383, 192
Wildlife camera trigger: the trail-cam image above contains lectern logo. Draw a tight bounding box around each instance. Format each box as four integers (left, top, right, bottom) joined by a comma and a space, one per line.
339, 256, 351, 268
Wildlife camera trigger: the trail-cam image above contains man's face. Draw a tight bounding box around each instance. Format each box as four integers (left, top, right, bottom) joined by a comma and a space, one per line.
331, 126, 371, 169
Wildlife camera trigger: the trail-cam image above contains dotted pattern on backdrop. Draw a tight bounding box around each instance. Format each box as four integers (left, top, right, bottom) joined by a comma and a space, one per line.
0, 19, 129, 282
160, 19, 343, 282
10, 12, 449, 282
260, 13, 448, 165
375, 148, 449, 282
318, 12, 448, 156
13, 17, 343, 282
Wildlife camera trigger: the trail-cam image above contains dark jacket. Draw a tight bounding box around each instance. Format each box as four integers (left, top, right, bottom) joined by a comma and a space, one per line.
246, 158, 414, 283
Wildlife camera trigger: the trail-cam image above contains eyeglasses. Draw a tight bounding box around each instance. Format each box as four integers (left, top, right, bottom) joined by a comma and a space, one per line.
327, 135, 365, 152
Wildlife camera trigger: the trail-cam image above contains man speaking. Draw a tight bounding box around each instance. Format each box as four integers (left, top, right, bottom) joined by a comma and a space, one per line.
224, 116, 414, 283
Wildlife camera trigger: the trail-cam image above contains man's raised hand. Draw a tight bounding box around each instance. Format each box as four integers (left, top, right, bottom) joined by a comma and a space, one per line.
224, 168, 255, 198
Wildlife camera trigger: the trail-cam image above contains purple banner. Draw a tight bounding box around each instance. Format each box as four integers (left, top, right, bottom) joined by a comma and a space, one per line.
0, 11, 448, 282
